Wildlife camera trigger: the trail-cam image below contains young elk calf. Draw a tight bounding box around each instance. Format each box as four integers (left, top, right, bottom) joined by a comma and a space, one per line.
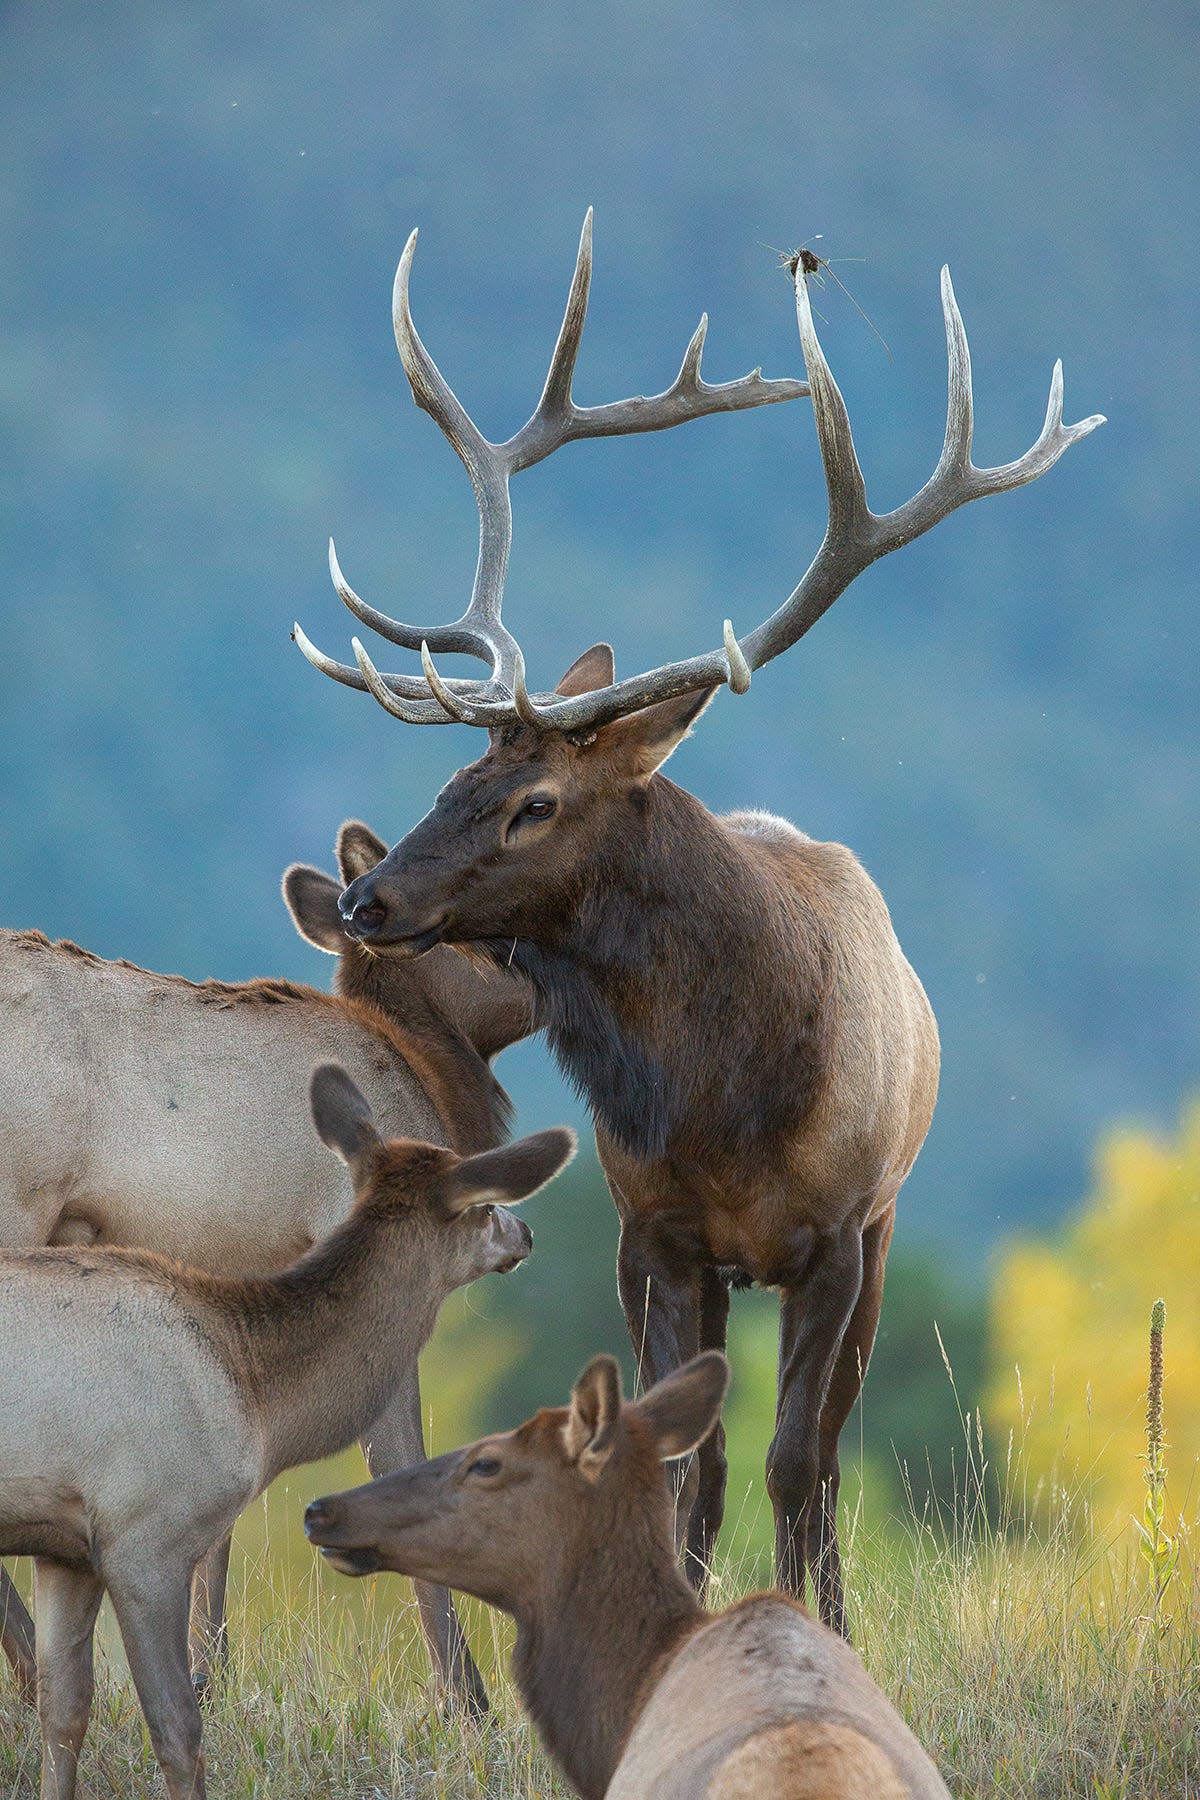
306, 1353, 951, 1800
0, 1066, 572, 1800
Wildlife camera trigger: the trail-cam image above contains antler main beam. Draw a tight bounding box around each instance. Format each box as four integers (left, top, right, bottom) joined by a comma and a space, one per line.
296, 220, 1104, 731
294, 210, 809, 724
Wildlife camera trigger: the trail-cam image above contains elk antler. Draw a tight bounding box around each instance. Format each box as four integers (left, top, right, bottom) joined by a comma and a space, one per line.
294, 211, 809, 725
295, 221, 1104, 731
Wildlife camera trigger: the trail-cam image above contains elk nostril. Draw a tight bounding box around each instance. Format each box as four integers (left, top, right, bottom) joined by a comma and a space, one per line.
341, 897, 387, 937
304, 1500, 331, 1536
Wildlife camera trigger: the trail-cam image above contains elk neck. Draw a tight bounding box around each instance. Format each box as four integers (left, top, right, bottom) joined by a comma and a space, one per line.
331, 952, 514, 1154
501, 777, 834, 1168
511, 1438, 703, 1798
194, 1204, 440, 1480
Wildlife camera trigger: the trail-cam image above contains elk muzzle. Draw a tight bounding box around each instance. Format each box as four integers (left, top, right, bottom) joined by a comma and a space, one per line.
305, 1453, 461, 1579
338, 868, 447, 953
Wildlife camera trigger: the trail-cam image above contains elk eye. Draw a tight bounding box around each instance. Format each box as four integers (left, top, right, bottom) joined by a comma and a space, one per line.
466, 1456, 501, 1478
523, 796, 556, 820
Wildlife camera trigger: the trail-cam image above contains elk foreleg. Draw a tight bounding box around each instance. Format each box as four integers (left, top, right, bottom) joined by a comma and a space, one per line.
768, 1223, 864, 1630
33, 1560, 103, 1800
361, 1362, 489, 1718
1, 1564, 37, 1705
617, 1214, 704, 1575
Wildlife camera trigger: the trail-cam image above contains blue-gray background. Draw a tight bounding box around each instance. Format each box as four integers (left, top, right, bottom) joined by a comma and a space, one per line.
1, 5, 1194, 1364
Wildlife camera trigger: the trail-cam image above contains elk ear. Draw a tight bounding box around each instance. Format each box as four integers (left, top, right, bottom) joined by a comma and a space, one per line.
434, 1127, 576, 1216
336, 820, 389, 885
309, 1064, 382, 1174
563, 1354, 624, 1476
283, 864, 347, 954
633, 1352, 730, 1460
556, 643, 615, 696
601, 686, 717, 781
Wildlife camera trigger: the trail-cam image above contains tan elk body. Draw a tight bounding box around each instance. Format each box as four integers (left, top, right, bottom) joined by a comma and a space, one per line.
305, 1352, 951, 1800
0, 824, 532, 1710
296, 214, 1100, 1628
0, 1065, 573, 1800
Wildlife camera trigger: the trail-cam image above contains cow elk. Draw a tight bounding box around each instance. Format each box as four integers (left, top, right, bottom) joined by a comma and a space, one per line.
0, 866, 531, 1713
305, 1351, 952, 1800
284, 817, 534, 1062
0, 1064, 573, 1800
294, 214, 1102, 1632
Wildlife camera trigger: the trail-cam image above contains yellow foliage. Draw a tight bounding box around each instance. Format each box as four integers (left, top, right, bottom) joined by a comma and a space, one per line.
987, 1098, 1200, 1534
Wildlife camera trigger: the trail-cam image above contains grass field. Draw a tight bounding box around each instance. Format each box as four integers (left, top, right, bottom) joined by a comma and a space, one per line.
2, 1454, 1196, 1799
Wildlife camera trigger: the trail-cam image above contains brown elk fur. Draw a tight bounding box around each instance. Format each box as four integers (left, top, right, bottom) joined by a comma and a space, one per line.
337, 650, 940, 1632
305, 1353, 950, 1800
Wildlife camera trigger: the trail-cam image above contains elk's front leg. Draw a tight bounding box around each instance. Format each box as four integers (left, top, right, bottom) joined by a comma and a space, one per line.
768, 1223, 863, 1627
616, 1212, 704, 1574
33, 1560, 103, 1800
361, 1362, 489, 1717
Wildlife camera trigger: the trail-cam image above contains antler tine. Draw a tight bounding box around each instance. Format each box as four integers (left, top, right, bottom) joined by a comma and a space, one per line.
297, 211, 811, 726
328, 539, 497, 660
534, 207, 593, 423
507, 217, 808, 473
520, 257, 1104, 735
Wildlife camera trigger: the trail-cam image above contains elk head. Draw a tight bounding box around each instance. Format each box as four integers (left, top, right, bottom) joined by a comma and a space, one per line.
309, 1062, 574, 1283
303, 1350, 730, 1605
294, 214, 1102, 949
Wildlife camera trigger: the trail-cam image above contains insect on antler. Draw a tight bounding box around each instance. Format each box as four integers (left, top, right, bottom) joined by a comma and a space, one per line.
293, 210, 810, 725
295, 220, 1104, 732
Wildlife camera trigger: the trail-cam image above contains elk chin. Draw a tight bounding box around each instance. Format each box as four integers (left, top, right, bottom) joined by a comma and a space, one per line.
318, 1544, 381, 1578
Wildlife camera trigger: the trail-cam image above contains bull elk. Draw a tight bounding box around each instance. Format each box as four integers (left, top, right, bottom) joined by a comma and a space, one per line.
305, 1351, 952, 1799
294, 212, 1104, 1630
0, 845, 532, 1714
0, 1064, 573, 1800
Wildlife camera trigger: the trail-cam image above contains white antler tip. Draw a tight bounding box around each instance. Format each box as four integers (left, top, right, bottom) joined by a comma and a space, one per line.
292, 621, 320, 665
723, 619, 752, 694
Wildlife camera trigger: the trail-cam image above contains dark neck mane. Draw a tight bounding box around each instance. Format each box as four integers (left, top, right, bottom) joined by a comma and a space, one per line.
499, 779, 832, 1166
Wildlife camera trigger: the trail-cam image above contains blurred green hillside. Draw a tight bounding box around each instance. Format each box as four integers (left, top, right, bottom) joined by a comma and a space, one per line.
1, 0, 1195, 1270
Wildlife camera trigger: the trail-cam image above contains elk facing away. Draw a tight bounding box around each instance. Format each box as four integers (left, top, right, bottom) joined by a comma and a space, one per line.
305, 1352, 952, 1800
0, 1064, 573, 1800
0, 832, 532, 1714
295, 213, 1103, 1631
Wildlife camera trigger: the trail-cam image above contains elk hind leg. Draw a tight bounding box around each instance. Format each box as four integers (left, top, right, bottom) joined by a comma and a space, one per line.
767, 1223, 863, 1617
685, 1265, 730, 1593
362, 1365, 489, 1717
33, 1559, 104, 1800
1, 1563, 38, 1705
806, 1206, 894, 1639
189, 1533, 233, 1700
106, 1556, 205, 1800
617, 1213, 704, 1567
